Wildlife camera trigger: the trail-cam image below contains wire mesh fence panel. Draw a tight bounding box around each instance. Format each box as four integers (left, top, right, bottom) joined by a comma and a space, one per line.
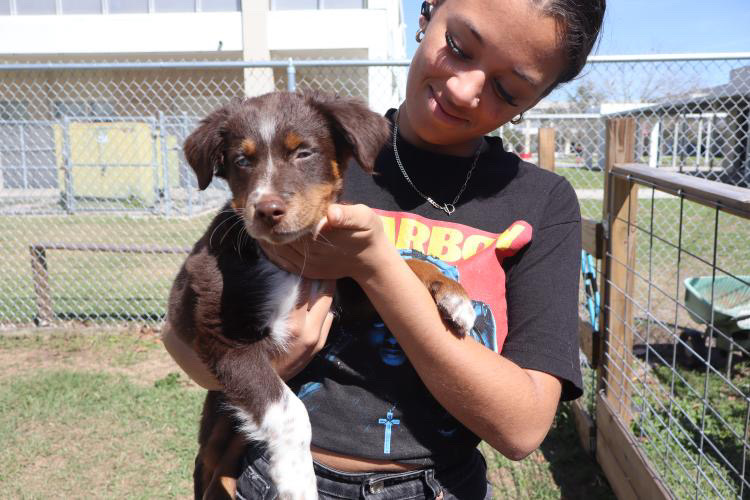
599, 162, 750, 499
0, 55, 748, 340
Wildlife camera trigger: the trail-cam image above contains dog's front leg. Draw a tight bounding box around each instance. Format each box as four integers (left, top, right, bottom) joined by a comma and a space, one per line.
216, 347, 318, 500
405, 259, 477, 337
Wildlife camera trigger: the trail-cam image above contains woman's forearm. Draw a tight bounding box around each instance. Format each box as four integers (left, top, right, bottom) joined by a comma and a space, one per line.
162, 279, 335, 388
161, 323, 222, 390
354, 248, 561, 459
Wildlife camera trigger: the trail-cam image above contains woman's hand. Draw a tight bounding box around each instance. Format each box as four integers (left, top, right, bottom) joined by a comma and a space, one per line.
270, 278, 336, 380
259, 204, 391, 283
162, 278, 335, 385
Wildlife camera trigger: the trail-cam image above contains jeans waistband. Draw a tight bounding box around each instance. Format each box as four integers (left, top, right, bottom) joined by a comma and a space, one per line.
237, 445, 488, 499
311, 451, 484, 499
313, 461, 442, 498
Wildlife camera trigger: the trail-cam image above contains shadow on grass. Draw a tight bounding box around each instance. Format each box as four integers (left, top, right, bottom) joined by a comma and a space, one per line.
537, 404, 615, 500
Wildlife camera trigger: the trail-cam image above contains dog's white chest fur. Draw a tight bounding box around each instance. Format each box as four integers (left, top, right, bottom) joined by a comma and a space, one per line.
256, 257, 301, 349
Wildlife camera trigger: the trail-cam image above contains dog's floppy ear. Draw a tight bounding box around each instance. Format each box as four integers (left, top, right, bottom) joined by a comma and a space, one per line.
310, 95, 390, 173
183, 102, 234, 190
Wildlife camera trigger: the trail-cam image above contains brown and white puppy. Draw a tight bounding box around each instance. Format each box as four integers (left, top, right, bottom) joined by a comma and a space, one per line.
168, 92, 476, 500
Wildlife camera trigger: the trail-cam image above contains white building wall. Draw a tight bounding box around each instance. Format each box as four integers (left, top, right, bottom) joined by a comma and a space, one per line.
0, 1, 406, 110
0, 13, 243, 54
0, 1, 404, 58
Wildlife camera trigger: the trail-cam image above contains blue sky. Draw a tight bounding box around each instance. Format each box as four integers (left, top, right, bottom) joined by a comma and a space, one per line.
402, 0, 750, 58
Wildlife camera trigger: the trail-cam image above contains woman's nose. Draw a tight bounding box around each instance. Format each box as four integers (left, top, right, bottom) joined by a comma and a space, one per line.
445, 69, 485, 108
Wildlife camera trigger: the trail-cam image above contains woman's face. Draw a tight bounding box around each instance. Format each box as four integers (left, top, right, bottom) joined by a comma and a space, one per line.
401, 0, 567, 154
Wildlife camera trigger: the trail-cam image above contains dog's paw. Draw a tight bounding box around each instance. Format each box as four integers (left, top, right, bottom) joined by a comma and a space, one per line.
433, 285, 476, 337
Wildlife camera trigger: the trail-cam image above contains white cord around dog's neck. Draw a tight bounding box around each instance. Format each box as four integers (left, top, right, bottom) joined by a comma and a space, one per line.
392, 115, 482, 216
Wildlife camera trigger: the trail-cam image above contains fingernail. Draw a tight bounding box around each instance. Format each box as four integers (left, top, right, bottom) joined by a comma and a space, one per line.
329, 205, 342, 224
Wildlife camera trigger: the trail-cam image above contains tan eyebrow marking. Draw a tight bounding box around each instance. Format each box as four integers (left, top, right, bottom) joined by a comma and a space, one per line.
241, 138, 256, 156
331, 160, 341, 179
284, 132, 302, 151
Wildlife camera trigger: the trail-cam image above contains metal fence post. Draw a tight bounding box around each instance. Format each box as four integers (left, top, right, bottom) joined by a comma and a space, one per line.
19, 122, 28, 189
30, 244, 53, 325
182, 112, 193, 217
62, 116, 75, 213
159, 111, 171, 216
287, 58, 296, 92
600, 117, 638, 424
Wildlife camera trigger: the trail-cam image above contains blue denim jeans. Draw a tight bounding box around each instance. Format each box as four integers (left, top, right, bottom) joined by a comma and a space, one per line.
236, 446, 492, 499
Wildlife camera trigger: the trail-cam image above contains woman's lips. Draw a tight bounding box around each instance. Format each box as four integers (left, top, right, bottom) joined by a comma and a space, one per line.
428, 86, 467, 125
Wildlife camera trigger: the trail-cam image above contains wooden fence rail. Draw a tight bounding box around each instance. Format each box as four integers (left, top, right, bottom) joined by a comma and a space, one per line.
30, 242, 191, 325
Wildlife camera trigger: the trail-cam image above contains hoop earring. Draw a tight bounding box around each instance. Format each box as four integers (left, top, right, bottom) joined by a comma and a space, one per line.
415, 28, 425, 43
510, 113, 524, 125
420, 1, 432, 20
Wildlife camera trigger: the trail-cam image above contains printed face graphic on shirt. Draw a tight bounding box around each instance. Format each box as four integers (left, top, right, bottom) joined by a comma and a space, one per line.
367, 322, 406, 366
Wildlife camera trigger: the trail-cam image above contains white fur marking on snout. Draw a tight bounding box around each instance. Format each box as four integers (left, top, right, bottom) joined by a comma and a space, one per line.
249, 185, 272, 205
232, 386, 317, 499
258, 114, 278, 192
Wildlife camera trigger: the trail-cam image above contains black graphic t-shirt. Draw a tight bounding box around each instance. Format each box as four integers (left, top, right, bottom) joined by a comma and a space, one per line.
288, 112, 583, 467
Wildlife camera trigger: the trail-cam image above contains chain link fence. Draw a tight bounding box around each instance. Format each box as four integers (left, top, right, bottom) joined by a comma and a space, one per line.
0, 54, 748, 329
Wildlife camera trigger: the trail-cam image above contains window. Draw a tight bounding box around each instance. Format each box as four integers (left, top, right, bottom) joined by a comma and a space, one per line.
270, 0, 363, 10
200, 0, 239, 11
16, 0, 56, 15
53, 100, 115, 119
322, 0, 362, 8
62, 0, 102, 14
108, 0, 149, 14
155, 0, 195, 12
272, 0, 318, 9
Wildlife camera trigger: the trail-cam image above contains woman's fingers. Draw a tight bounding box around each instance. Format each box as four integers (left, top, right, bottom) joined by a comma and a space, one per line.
326, 203, 374, 231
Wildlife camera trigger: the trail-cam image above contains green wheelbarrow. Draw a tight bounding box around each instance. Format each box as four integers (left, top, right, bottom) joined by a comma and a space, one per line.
680, 275, 750, 372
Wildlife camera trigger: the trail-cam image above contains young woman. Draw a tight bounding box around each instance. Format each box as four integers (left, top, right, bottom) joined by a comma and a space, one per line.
163, 0, 606, 497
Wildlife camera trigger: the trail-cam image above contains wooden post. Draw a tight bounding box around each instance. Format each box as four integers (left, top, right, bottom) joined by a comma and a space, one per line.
600, 118, 638, 425
538, 127, 556, 172
30, 245, 53, 326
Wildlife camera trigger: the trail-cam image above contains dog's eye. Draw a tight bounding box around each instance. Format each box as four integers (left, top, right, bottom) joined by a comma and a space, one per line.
295, 149, 313, 160
234, 156, 252, 168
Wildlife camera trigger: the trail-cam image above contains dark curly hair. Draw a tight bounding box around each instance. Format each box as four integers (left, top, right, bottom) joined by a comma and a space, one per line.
536, 0, 607, 88
432, 0, 606, 93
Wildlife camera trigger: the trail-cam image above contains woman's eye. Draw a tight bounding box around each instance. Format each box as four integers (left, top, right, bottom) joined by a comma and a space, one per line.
445, 31, 469, 59
234, 156, 252, 167
494, 81, 519, 107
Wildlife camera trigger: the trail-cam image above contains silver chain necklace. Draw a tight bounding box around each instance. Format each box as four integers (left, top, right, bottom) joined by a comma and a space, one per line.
392, 117, 482, 215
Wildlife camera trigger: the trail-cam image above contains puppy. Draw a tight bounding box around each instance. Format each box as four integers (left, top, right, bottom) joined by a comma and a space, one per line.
167, 92, 477, 500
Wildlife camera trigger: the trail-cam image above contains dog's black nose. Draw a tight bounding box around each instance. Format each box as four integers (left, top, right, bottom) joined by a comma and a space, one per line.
255, 196, 286, 226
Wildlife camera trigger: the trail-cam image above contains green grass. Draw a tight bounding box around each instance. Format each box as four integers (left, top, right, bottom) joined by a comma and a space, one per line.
630, 359, 750, 499
557, 167, 605, 191
0, 329, 203, 498
482, 404, 614, 499
0, 328, 614, 499
0, 371, 203, 499
0, 213, 212, 324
